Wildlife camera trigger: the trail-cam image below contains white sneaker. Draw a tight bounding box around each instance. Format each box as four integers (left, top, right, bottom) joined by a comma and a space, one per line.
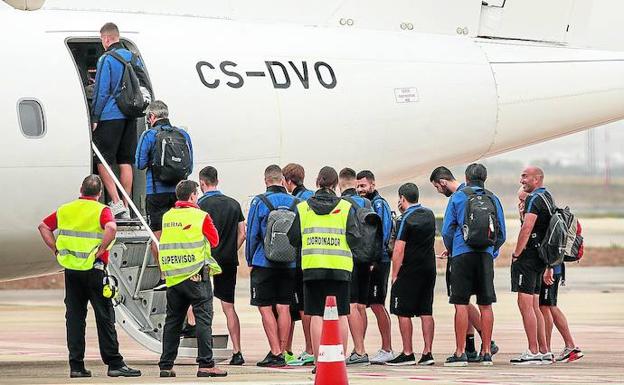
370, 349, 395, 364
109, 201, 130, 219
510, 351, 542, 365
540, 352, 554, 365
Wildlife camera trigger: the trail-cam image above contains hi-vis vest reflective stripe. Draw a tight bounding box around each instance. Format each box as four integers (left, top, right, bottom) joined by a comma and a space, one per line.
298, 199, 353, 273
159, 207, 221, 287
56, 199, 110, 271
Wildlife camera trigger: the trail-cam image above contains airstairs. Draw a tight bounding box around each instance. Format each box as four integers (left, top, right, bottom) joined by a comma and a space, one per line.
93, 144, 230, 359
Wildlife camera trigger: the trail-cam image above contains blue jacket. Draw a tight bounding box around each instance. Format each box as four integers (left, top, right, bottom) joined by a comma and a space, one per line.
442, 185, 506, 258
135, 119, 193, 195
246, 186, 298, 268
370, 191, 393, 262
293, 185, 314, 201
91, 43, 145, 122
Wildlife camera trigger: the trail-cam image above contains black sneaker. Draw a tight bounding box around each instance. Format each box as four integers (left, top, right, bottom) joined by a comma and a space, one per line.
444, 353, 468, 367
481, 353, 493, 366
159, 369, 176, 377
386, 352, 416, 366
107, 365, 142, 377
256, 352, 286, 367
418, 353, 435, 366
153, 279, 167, 291
229, 351, 245, 366
70, 369, 91, 378
490, 340, 499, 355
466, 350, 480, 362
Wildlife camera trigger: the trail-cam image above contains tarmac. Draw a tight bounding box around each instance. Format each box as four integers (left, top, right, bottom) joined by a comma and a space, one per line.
0, 266, 623, 385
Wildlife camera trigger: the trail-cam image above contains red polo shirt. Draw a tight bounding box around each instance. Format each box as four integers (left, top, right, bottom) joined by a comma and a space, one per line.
173, 201, 220, 248
42, 196, 114, 264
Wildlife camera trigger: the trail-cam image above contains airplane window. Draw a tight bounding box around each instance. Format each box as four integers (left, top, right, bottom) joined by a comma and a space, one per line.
18, 99, 46, 138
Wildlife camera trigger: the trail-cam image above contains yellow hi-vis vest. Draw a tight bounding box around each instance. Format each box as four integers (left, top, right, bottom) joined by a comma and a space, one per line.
56, 199, 110, 271
159, 207, 222, 287
297, 199, 353, 273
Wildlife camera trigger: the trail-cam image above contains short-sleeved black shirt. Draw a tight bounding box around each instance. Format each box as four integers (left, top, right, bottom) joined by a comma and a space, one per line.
396, 204, 436, 276
524, 188, 553, 248
198, 191, 245, 266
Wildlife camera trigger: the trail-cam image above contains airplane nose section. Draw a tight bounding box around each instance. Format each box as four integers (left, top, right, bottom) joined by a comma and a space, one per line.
479, 41, 624, 158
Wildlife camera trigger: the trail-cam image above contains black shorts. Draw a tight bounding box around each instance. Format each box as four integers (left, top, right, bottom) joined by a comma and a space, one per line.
304, 280, 350, 316
92, 118, 137, 165
250, 267, 295, 307
291, 268, 304, 321
539, 274, 561, 306
146, 193, 177, 232
511, 251, 546, 295
368, 261, 390, 306
350, 262, 372, 305
390, 269, 436, 317
213, 264, 237, 304
449, 252, 496, 306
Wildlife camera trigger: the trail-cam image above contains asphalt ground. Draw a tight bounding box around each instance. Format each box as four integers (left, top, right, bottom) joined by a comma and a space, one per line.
0, 267, 623, 385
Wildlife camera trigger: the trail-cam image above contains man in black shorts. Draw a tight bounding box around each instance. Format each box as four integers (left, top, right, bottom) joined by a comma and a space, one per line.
511, 166, 553, 365
386, 183, 436, 366
198, 166, 246, 365
339, 167, 372, 366
135, 101, 193, 290
288, 166, 358, 372
430, 166, 499, 360
92, 23, 151, 219
442, 164, 506, 366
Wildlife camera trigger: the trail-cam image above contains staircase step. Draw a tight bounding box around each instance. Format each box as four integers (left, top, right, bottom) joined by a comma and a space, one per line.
110, 242, 152, 269
119, 265, 161, 292
138, 289, 167, 315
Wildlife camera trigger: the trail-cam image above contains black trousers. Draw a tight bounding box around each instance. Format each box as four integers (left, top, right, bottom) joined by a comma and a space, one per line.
64, 269, 124, 371
159, 278, 215, 369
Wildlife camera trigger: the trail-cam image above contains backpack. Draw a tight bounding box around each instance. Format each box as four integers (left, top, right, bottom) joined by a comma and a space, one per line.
258, 194, 299, 263
371, 195, 394, 255
564, 220, 584, 262
462, 187, 499, 249
536, 194, 577, 266
106, 50, 151, 118
150, 126, 192, 185
342, 196, 382, 264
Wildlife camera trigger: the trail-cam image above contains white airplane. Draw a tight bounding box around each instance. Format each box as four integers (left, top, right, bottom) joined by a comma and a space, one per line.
1, 0, 623, 355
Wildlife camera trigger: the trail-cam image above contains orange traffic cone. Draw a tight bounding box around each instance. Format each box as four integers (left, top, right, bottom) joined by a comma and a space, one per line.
315, 295, 348, 385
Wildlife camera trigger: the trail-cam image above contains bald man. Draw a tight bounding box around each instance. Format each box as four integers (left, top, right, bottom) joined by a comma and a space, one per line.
510, 167, 553, 365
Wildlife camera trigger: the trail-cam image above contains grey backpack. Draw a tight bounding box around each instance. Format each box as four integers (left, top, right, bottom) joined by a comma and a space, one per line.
342, 196, 382, 264
258, 194, 299, 263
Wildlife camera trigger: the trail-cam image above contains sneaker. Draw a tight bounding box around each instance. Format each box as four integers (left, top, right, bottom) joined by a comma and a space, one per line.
444, 353, 468, 367
556, 347, 584, 363
159, 369, 175, 377
345, 351, 370, 366
107, 365, 141, 377
481, 353, 493, 366
70, 369, 91, 378
229, 351, 245, 366
109, 201, 130, 220
386, 352, 416, 366
197, 367, 227, 377
284, 351, 295, 364
287, 351, 315, 366
510, 351, 542, 365
466, 350, 480, 362
540, 352, 554, 365
418, 352, 435, 366
256, 352, 286, 367
490, 340, 499, 355
370, 349, 394, 364
153, 279, 167, 291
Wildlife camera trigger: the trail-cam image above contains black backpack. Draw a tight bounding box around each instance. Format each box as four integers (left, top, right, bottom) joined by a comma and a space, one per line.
342, 196, 382, 264
535, 193, 575, 267
257, 195, 299, 263
462, 187, 499, 249
150, 126, 192, 185
106, 50, 151, 118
